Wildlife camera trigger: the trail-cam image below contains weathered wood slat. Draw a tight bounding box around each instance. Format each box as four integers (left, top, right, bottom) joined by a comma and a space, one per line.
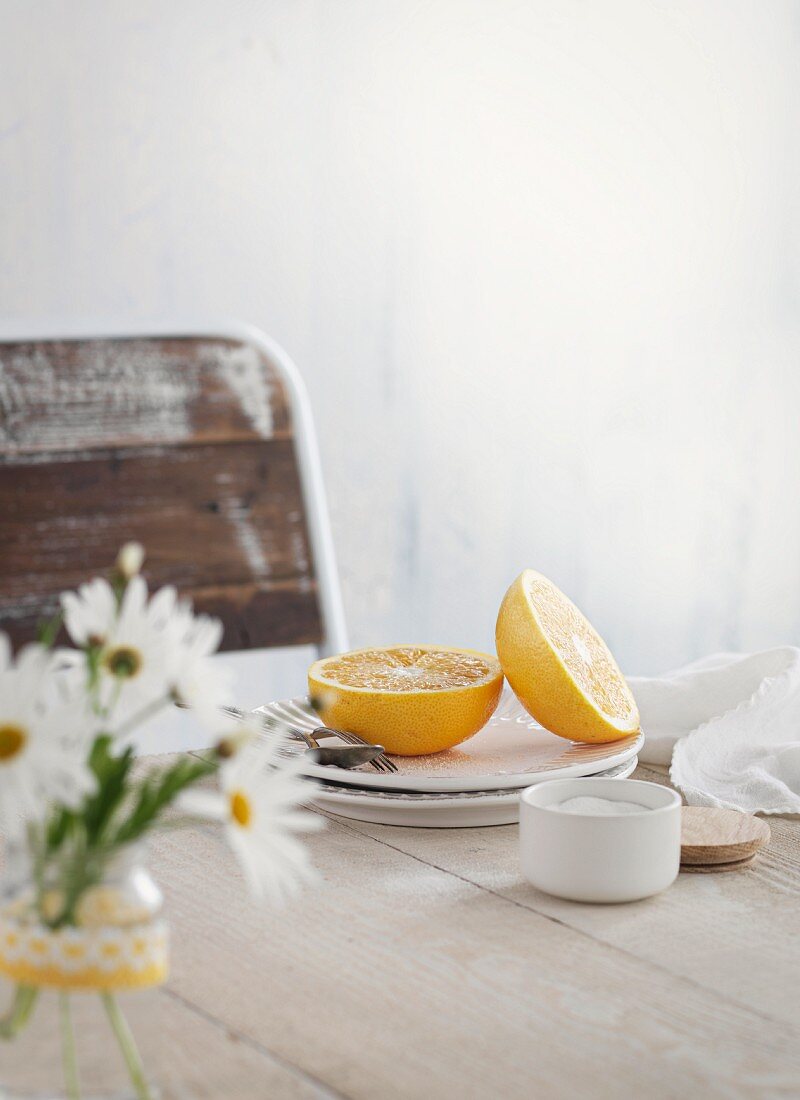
150, 816, 800, 1099
159, 991, 334, 1099
0, 976, 331, 1099
0, 580, 322, 653
8, 759, 797, 1097
0, 336, 323, 650
0, 440, 313, 590
333, 764, 800, 1031
0, 337, 290, 453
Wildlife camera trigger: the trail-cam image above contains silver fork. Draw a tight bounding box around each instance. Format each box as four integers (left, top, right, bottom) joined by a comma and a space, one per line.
265, 699, 400, 774
310, 725, 399, 774
221, 703, 400, 774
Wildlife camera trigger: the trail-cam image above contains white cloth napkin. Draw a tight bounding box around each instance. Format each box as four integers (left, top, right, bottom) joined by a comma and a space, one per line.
630, 647, 800, 814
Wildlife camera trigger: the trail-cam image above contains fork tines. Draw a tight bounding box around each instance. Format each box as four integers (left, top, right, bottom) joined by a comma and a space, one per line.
311, 725, 399, 774
258, 700, 399, 774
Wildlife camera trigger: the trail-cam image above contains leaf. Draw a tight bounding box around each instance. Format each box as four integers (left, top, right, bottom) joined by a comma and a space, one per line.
46, 806, 74, 851
81, 735, 135, 843
36, 611, 63, 649
112, 755, 217, 846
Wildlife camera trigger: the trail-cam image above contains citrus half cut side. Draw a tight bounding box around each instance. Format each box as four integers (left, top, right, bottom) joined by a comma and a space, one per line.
495, 571, 639, 744
308, 646, 503, 756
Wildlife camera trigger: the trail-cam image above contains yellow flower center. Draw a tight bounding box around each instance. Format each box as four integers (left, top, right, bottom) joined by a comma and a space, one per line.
230, 790, 252, 829
0, 724, 27, 762
104, 645, 143, 679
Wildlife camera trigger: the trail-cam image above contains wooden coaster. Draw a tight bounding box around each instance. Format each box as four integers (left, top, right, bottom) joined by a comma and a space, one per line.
680, 806, 770, 869
681, 855, 756, 874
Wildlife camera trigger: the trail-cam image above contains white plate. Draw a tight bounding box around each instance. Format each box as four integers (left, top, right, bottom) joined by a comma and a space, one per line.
255, 691, 645, 793
311, 757, 638, 827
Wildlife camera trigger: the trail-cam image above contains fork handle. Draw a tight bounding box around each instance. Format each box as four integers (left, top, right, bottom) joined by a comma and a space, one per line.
293, 728, 320, 750
220, 703, 311, 745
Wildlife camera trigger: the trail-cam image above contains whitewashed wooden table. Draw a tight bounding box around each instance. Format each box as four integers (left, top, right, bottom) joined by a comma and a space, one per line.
141, 762, 800, 1098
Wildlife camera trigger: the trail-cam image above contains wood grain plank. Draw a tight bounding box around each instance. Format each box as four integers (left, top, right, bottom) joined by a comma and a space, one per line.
0, 440, 321, 649
0, 335, 325, 650
0, 977, 332, 1099
0, 337, 291, 453
157, 990, 337, 1099
150, 820, 800, 1099
0, 440, 311, 590
332, 765, 800, 1031
0, 579, 322, 653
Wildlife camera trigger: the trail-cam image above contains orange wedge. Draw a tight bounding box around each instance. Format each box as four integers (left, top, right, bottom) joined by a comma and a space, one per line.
495, 571, 639, 743
308, 646, 503, 756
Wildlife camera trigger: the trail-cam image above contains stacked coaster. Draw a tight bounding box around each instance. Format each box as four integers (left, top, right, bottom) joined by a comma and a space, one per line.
680, 807, 771, 873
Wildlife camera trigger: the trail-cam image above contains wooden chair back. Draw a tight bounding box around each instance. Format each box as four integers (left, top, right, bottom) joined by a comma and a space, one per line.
0, 325, 346, 654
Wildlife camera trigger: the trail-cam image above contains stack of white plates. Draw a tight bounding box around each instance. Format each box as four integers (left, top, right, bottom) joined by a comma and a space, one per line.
255, 690, 644, 828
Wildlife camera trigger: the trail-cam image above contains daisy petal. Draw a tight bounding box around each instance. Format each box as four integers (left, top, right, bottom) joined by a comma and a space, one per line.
176, 789, 227, 821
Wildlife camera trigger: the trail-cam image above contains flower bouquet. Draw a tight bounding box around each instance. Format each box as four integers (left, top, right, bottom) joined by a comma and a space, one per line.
0, 545, 321, 1099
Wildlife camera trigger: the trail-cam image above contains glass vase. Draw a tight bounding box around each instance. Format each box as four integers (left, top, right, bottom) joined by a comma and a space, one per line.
0, 839, 166, 1099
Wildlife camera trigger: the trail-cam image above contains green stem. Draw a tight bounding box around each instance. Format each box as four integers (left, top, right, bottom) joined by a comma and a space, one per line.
45, 833, 102, 930
114, 696, 169, 740
59, 992, 81, 1100
101, 991, 152, 1100
0, 984, 40, 1039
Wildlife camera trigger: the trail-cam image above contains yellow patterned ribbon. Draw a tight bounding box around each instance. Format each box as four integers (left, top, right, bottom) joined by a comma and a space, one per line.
0, 912, 168, 992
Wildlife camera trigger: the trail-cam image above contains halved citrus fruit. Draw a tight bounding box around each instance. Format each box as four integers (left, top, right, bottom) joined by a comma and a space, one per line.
495, 571, 639, 743
308, 646, 503, 756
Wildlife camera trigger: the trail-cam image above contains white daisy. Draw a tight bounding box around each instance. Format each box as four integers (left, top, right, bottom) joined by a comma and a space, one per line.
0, 635, 96, 837
115, 541, 145, 580
60, 577, 118, 648
165, 602, 232, 727
179, 733, 323, 904
61, 576, 177, 724
61, 569, 230, 733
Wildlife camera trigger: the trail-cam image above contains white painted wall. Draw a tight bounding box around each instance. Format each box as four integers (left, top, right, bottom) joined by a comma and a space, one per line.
2, 0, 799, 688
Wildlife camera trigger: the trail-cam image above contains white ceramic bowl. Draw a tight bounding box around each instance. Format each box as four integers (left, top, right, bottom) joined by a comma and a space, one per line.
519, 777, 682, 903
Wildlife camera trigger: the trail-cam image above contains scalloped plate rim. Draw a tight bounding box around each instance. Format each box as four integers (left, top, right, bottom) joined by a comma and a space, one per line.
310, 758, 638, 827
254, 693, 645, 793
